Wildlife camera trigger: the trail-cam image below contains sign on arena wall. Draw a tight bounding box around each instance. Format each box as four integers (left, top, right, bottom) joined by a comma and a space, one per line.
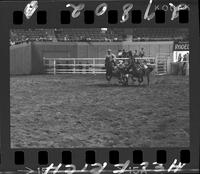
174, 41, 189, 51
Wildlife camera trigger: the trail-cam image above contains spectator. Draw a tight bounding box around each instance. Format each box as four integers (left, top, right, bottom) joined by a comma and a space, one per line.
10, 39, 15, 46
26, 38, 29, 43
86, 37, 91, 41
182, 54, 187, 62
127, 51, 134, 66
139, 48, 145, 57
182, 56, 187, 75
133, 50, 138, 57
133, 50, 139, 64
178, 53, 182, 62
127, 50, 133, 59
186, 52, 189, 62
122, 49, 127, 58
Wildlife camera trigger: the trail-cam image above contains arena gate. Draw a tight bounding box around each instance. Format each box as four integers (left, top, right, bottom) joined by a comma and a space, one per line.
43, 56, 169, 75
156, 53, 172, 75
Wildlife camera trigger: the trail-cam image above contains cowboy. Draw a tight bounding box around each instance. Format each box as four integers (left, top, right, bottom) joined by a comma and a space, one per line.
142, 60, 148, 69
133, 50, 139, 64
105, 49, 117, 66
127, 50, 134, 68
133, 50, 144, 70
133, 50, 138, 58
139, 48, 145, 57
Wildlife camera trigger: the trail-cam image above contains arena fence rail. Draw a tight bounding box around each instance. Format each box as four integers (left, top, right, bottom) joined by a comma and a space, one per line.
43, 56, 190, 76
43, 57, 159, 75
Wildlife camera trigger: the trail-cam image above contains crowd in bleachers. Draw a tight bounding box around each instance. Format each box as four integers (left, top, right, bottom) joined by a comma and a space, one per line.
10, 28, 189, 46
132, 28, 188, 41
54, 28, 124, 42
10, 29, 55, 45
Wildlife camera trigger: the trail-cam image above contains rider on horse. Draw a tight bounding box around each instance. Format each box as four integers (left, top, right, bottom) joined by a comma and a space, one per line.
127, 51, 135, 65
141, 60, 148, 69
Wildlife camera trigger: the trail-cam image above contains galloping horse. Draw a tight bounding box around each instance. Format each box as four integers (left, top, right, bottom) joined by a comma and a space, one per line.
105, 50, 154, 86
105, 59, 129, 86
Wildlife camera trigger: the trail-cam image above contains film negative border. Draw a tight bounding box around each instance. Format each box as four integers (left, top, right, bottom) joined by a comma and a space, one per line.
0, 149, 195, 173
0, 150, 191, 165
12, 9, 190, 25
5, 0, 191, 28
0, 0, 199, 173
11, 149, 190, 165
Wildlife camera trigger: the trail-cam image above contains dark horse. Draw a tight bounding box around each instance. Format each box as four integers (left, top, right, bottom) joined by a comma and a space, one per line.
126, 51, 154, 86
128, 60, 154, 86
105, 57, 154, 86
105, 59, 129, 86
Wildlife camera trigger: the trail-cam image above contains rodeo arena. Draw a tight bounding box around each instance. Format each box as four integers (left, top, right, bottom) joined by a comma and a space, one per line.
10, 28, 189, 148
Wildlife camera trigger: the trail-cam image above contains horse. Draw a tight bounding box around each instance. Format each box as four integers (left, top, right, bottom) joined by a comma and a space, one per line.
128, 61, 154, 86
105, 59, 129, 86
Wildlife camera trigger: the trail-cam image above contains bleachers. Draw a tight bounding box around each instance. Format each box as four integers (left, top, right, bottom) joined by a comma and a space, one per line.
54, 28, 124, 42
10, 29, 55, 45
10, 28, 188, 45
132, 28, 188, 41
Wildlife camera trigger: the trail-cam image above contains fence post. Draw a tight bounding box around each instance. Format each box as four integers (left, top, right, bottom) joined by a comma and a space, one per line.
53, 59, 56, 75
73, 59, 75, 73
155, 56, 158, 75
43, 57, 46, 74
93, 58, 95, 74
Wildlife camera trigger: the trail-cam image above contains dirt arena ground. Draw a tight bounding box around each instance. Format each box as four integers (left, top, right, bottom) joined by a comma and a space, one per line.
10, 74, 189, 148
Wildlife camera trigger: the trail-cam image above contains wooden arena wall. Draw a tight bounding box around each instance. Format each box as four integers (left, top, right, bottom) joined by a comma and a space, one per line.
10, 41, 173, 75
75, 41, 173, 58
10, 43, 32, 75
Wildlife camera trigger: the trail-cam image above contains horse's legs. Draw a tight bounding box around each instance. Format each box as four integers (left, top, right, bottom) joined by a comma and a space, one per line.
147, 74, 150, 86
107, 78, 111, 84
138, 76, 143, 84
118, 72, 123, 84
131, 74, 136, 83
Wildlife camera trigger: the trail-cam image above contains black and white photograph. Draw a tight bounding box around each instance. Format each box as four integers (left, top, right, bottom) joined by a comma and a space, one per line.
10, 28, 189, 148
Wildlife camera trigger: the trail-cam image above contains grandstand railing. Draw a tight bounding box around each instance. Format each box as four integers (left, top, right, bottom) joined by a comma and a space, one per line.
43, 57, 157, 75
